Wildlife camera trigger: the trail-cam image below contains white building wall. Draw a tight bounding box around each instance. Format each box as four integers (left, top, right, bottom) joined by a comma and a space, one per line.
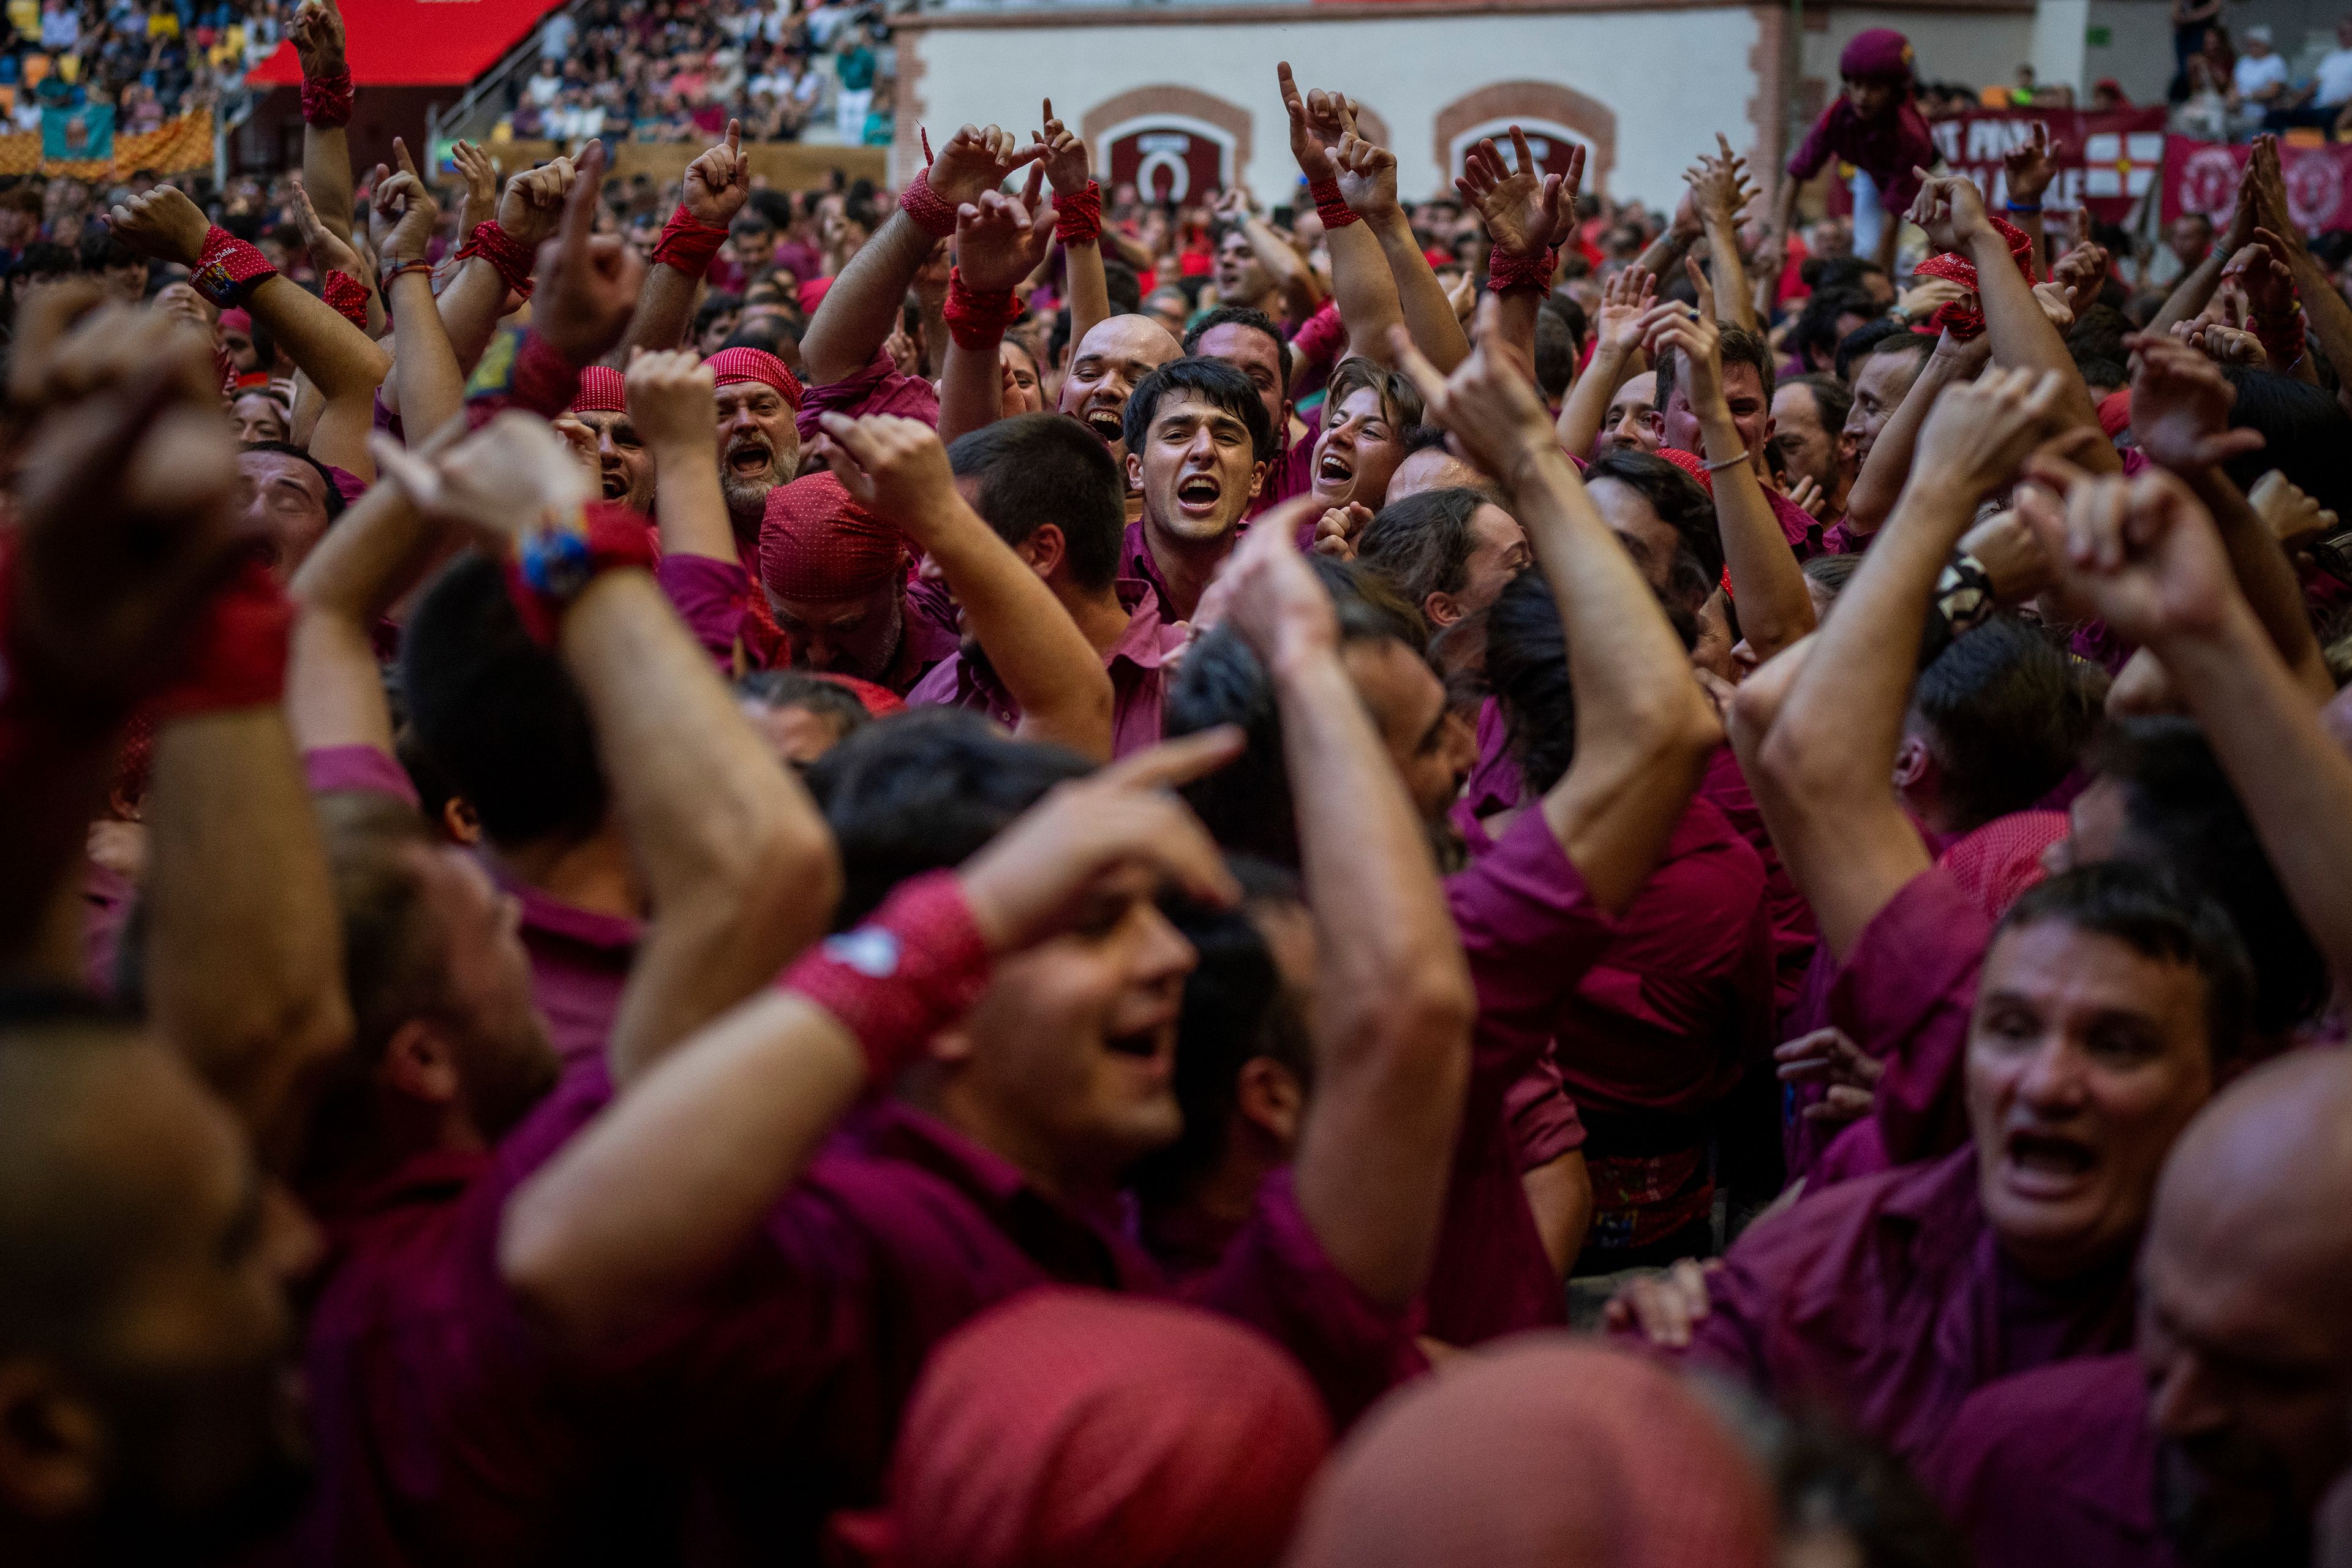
900, 7, 1768, 210
1798, 6, 2037, 96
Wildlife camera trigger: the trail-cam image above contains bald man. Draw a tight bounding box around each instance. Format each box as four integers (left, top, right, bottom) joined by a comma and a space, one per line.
0, 1000, 315, 1566
1057, 314, 1182, 474
1932, 1050, 2352, 1567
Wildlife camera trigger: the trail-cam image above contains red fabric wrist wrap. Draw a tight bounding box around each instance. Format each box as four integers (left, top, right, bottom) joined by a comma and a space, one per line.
500, 501, 659, 648
300, 64, 353, 127
1913, 215, 2035, 341
1487, 246, 1558, 296
147, 558, 293, 722
899, 169, 960, 239
456, 220, 537, 301
1308, 178, 1359, 230
190, 226, 277, 309
780, 870, 992, 1084
322, 269, 369, 328
1053, 179, 1102, 246
943, 267, 1022, 350
650, 203, 728, 277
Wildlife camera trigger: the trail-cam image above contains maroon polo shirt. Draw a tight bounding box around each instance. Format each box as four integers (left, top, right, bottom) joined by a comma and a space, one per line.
1435, 805, 1620, 1343
1698, 744, 1817, 1020
1785, 96, 1937, 212
793, 348, 940, 447
1928, 1352, 2177, 1568
904, 578, 1185, 758
1648, 1145, 2138, 1466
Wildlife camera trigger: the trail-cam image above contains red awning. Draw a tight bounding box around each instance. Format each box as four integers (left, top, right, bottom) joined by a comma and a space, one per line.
247, 0, 568, 88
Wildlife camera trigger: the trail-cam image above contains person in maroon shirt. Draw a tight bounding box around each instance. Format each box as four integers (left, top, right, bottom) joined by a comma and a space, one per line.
559, 366, 652, 510
1616, 859, 2248, 1468
1773, 28, 1936, 273
497, 521, 1476, 1558
1118, 358, 1275, 624
1931, 1051, 2352, 1568
755, 470, 958, 693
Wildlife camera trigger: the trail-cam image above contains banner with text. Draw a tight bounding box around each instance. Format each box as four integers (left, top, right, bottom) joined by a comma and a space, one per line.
1924, 107, 2168, 224
2160, 134, 2352, 233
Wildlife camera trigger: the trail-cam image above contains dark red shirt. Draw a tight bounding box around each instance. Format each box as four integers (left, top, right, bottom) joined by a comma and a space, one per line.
1786, 96, 1937, 211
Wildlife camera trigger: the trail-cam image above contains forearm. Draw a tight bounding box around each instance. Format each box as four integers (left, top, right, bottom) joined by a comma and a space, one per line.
2288, 249, 2352, 390
935, 337, 1006, 447
1243, 216, 1324, 320
1555, 341, 1636, 457
286, 484, 447, 753
1494, 290, 1542, 364
1968, 227, 2111, 459
1063, 239, 1110, 351
2187, 463, 2334, 701
501, 990, 865, 1346
146, 707, 353, 1167
1634, 225, 1698, 286
1327, 221, 1406, 366
388, 270, 463, 443
2150, 247, 2228, 337
1371, 211, 1471, 372
1276, 649, 1474, 1310
309, 388, 377, 482
2161, 605, 2352, 981
1701, 216, 1759, 334
1700, 405, 1814, 657
435, 257, 513, 377
927, 506, 1114, 760
303, 124, 354, 246
646, 437, 736, 561
1513, 448, 1719, 911
619, 263, 701, 357
247, 274, 390, 401
800, 210, 936, 385
2011, 209, 2047, 280
560, 570, 839, 1082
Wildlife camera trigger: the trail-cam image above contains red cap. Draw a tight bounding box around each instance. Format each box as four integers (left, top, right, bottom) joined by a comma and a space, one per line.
704, 345, 803, 410
758, 472, 903, 603
1840, 27, 1915, 81
570, 364, 627, 414
1657, 444, 1716, 495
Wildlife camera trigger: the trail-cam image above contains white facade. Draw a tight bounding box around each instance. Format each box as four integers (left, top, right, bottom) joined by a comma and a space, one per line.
895, 4, 1775, 209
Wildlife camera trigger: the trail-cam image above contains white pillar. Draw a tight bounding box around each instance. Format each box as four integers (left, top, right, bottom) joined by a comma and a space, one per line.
2032, 0, 2092, 93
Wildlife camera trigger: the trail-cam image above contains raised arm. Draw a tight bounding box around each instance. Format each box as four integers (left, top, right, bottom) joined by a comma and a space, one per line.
2124, 329, 2332, 701
287, 0, 353, 246
1221, 503, 1475, 1309
2150, 138, 2262, 337
1222, 190, 1327, 325
620, 123, 750, 358
1688, 135, 1761, 335
285, 480, 445, 756
799, 123, 1039, 386
2020, 458, 2352, 982
497, 733, 1242, 1349
820, 411, 1115, 758
366, 151, 467, 447
1843, 330, 1991, 536
1038, 100, 1109, 352
934, 171, 1054, 446
1649, 258, 1814, 659
1634, 183, 1705, 286
624, 349, 736, 563
1278, 63, 1409, 367
1455, 126, 1583, 360
372, 412, 834, 1083
1396, 300, 1721, 912
1555, 265, 1653, 457
1335, 118, 1471, 371
2000, 123, 2056, 277
1740, 368, 2073, 959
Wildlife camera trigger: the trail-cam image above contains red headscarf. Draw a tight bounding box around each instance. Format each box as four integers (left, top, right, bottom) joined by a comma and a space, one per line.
570, 364, 627, 414
1913, 214, 2037, 340
707, 345, 804, 409
825, 1288, 1330, 1568
758, 472, 903, 604
1656, 445, 1715, 495
1285, 1337, 1776, 1568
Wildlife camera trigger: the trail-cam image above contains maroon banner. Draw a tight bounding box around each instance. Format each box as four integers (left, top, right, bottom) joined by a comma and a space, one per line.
2160, 134, 2352, 233
1923, 108, 2167, 224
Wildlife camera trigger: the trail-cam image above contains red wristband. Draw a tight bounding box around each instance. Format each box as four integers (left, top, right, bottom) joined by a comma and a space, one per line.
322, 268, 369, 328
500, 501, 659, 648
1054, 179, 1102, 247
147, 557, 293, 722
899, 168, 960, 239
780, 870, 992, 1084
1308, 178, 1359, 230
1487, 246, 1558, 296
455, 219, 537, 301
300, 63, 353, 128
650, 203, 729, 277
190, 225, 277, 309
943, 266, 1022, 350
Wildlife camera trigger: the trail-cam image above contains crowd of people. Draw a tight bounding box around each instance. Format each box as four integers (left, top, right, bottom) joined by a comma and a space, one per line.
11, 9, 2352, 1568
505, 0, 894, 146
2170, 6, 2352, 142
0, 0, 273, 131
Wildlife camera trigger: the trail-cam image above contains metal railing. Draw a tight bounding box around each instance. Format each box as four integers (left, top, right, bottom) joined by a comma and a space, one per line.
426, 7, 573, 152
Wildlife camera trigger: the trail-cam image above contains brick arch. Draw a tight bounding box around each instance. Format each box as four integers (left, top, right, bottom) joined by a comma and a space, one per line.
1080, 85, 1253, 191
1432, 81, 1618, 197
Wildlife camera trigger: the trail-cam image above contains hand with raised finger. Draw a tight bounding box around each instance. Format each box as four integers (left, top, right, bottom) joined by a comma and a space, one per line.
1035, 96, 1091, 202
2125, 330, 2267, 473
2030, 279, 2076, 336
2248, 468, 2338, 548
1645, 256, 1724, 407
955, 167, 1054, 293
684, 120, 750, 230
2015, 458, 2237, 647
290, 174, 367, 282
452, 139, 500, 233
533, 141, 642, 366
1276, 61, 1344, 184
369, 140, 441, 266
1334, 128, 1401, 227
956, 728, 1246, 954
2002, 120, 2057, 206
1457, 126, 1567, 260
927, 122, 1042, 209
498, 155, 576, 249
